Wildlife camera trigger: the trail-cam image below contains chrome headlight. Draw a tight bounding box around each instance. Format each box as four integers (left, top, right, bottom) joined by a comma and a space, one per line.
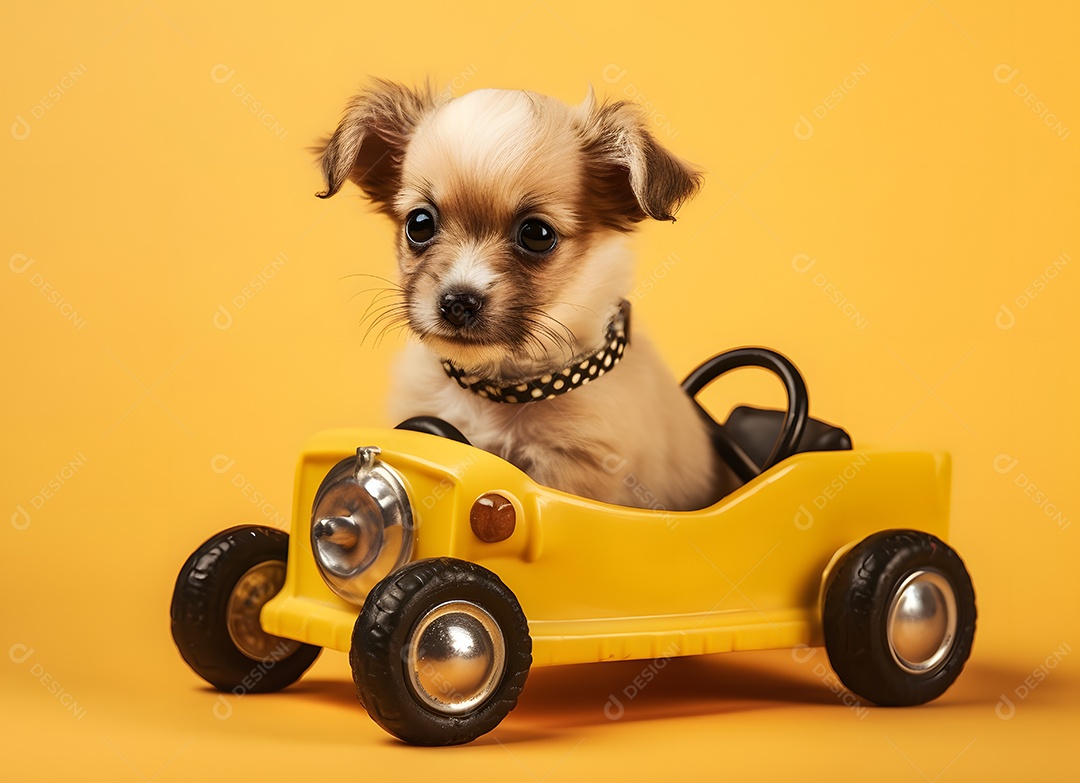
311, 447, 414, 603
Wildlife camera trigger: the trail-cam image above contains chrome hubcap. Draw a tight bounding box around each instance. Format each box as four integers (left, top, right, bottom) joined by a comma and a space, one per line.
226, 560, 301, 661
406, 601, 506, 715
887, 569, 957, 674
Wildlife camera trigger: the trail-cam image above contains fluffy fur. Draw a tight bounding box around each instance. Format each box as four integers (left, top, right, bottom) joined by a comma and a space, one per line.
319, 80, 734, 510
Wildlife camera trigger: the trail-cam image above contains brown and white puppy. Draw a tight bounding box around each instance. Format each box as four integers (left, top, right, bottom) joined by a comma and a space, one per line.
318, 79, 733, 510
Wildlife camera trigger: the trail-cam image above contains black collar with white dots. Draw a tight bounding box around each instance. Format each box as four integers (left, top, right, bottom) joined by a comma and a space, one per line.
442, 300, 631, 404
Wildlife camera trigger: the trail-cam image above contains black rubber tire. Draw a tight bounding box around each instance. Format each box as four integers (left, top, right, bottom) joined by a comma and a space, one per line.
823, 529, 976, 706
170, 525, 321, 693
351, 557, 532, 745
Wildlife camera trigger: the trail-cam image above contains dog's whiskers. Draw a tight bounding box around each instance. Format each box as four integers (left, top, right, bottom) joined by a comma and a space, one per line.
519, 310, 578, 364
358, 291, 404, 326
340, 272, 403, 287
359, 295, 410, 347
371, 319, 411, 349
347, 273, 410, 347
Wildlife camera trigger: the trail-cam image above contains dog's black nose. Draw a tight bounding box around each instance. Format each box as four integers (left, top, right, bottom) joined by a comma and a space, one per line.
439, 291, 483, 328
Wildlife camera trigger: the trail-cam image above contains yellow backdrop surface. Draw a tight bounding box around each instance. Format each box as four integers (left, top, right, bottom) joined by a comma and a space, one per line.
2, 1, 1078, 780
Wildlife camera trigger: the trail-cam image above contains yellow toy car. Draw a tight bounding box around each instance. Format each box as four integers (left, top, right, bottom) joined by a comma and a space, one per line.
171, 348, 976, 745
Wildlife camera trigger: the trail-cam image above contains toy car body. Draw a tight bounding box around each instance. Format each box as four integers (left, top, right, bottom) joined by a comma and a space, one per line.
171, 349, 976, 745
267, 428, 950, 660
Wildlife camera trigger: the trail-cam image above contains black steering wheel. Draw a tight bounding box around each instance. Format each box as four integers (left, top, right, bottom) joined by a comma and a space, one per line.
682, 347, 810, 484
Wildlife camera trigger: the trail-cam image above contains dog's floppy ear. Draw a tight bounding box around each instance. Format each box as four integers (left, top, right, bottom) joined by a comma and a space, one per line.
316, 79, 435, 207
578, 88, 702, 227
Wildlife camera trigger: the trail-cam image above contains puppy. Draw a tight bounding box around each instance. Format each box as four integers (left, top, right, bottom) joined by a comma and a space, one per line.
318, 80, 734, 510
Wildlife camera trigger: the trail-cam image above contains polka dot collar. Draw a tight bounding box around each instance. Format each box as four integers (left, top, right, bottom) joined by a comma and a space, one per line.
442, 300, 631, 404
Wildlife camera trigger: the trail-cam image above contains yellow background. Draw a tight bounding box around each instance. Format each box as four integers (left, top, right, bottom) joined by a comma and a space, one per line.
2, 1, 1078, 780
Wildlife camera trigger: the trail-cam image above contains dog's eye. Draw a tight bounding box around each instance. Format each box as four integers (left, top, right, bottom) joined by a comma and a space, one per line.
518, 220, 557, 255
405, 209, 436, 246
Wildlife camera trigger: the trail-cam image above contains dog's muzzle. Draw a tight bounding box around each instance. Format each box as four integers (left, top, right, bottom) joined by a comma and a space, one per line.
441, 300, 631, 404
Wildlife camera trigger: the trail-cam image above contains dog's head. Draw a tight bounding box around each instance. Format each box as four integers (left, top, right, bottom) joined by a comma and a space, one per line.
318, 79, 701, 378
